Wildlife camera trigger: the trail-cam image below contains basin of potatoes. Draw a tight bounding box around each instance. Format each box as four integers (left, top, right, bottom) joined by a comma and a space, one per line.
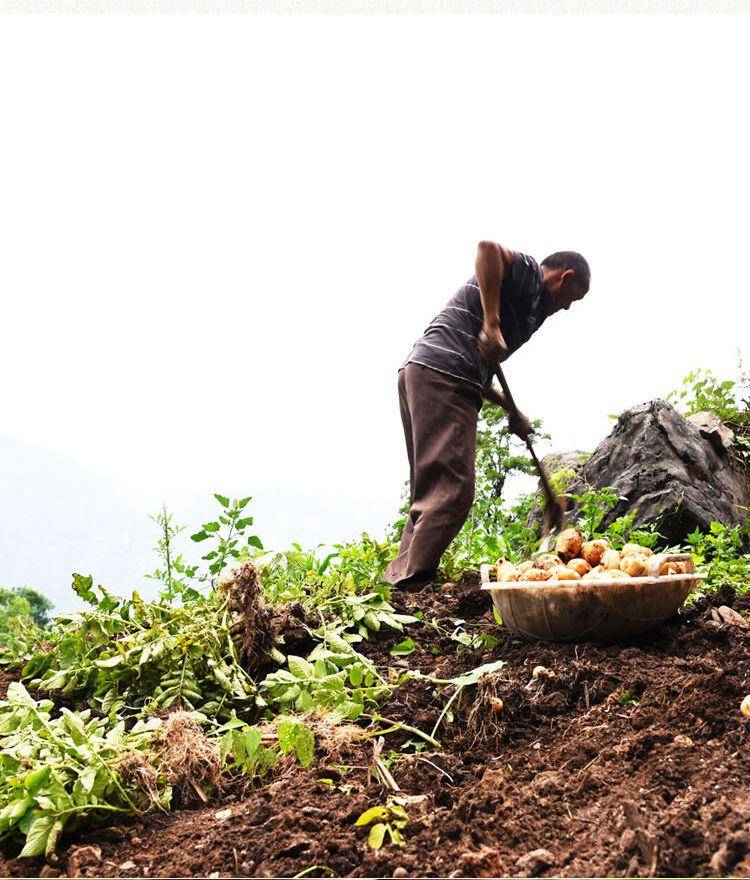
480, 543, 704, 643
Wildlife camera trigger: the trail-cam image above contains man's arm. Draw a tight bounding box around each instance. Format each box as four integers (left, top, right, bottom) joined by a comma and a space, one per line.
475, 240, 515, 365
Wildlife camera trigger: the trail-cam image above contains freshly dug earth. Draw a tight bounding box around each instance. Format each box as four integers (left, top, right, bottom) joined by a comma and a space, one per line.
3, 579, 750, 878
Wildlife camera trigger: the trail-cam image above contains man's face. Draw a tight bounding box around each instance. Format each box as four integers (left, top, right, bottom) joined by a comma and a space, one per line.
544, 268, 589, 313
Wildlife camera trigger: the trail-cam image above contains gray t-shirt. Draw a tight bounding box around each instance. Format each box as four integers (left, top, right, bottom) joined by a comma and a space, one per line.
403, 252, 553, 390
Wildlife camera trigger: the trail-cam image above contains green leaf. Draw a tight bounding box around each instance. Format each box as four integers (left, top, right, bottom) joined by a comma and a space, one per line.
390, 637, 416, 657
363, 611, 381, 631
236, 517, 254, 530
287, 656, 314, 679
93, 655, 123, 669
244, 728, 262, 759
214, 494, 231, 508
277, 720, 315, 768
71, 573, 96, 605
190, 530, 208, 542
20, 815, 55, 858
247, 536, 264, 550
79, 766, 97, 794
355, 806, 389, 826
24, 767, 51, 795
449, 659, 506, 687
1, 795, 33, 826
203, 522, 221, 533
367, 822, 387, 849
7, 682, 36, 707
45, 819, 65, 859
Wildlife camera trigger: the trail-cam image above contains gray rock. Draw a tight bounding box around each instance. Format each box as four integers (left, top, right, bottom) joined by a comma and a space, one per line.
711, 605, 749, 627
565, 399, 749, 543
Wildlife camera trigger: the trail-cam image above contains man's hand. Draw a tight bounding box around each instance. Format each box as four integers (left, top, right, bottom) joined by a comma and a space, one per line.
478, 326, 509, 365
507, 409, 533, 440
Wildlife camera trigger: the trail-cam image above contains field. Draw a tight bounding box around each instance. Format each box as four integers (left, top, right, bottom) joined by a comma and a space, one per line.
2, 573, 750, 879
1, 369, 749, 878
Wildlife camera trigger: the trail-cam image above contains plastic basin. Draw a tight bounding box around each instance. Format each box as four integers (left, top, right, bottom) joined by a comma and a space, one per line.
480, 565, 704, 643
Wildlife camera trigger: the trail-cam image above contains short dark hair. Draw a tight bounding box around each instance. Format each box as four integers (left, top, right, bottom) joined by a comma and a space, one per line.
541, 251, 590, 288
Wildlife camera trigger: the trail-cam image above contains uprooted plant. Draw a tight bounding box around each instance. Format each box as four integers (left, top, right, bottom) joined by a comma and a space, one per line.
0, 682, 317, 859
2, 566, 273, 723
0, 683, 169, 859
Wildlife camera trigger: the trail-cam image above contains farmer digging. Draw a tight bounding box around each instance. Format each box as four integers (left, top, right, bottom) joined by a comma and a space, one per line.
384, 241, 590, 589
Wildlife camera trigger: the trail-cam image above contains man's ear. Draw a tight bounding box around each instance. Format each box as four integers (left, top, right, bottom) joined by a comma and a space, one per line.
560, 268, 575, 285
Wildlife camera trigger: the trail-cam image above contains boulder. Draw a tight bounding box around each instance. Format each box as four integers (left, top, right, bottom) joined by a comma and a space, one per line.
564, 399, 749, 544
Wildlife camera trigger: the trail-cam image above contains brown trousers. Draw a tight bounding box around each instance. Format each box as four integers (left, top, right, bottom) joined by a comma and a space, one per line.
384, 362, 482, 586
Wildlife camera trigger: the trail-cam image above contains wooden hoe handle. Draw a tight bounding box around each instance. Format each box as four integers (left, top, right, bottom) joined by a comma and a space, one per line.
493, 364, 560, 517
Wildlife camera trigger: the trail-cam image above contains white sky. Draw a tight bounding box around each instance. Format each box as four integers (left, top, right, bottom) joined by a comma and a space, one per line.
1, 15, 748, 527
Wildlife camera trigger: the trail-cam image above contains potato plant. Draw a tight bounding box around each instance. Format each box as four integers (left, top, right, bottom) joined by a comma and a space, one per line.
0, 684, 169, 859
5, 574, 257, 722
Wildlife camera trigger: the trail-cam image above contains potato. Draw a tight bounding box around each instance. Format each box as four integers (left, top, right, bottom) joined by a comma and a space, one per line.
525, 567, 552, 582
601, 549, 622, 570
554, 528, 584, 561
620, 553, 651, 577
567, 558, 591, 576
583, 567, 628, 581
581, 539, 611, 567
533, 553, 563, 572
550, 565, 580, 581
622, 543, 653, 557
496, 559, 519, 582
518, 560, 534, 575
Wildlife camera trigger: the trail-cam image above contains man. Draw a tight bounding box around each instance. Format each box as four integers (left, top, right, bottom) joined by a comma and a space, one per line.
384, 241, 590, 589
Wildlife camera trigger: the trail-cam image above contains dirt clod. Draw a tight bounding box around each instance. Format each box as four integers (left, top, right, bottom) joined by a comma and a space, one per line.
708, 831, 750, 875
515, 847, 556, 876
66, 845, 102, 877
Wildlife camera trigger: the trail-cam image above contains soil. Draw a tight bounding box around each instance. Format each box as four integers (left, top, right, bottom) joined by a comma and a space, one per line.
2, 578, 750, 878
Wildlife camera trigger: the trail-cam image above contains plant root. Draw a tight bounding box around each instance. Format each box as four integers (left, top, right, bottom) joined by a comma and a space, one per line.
159, 711, 222, 806
221, 561, 276, 676
466, 672, 513, 746
117, 751, 161, 804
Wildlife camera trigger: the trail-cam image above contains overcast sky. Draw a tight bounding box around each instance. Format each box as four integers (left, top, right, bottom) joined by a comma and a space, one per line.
1, 15, 748, 552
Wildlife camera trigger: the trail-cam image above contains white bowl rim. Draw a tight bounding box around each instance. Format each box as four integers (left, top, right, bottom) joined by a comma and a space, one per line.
480, 572, 706, 591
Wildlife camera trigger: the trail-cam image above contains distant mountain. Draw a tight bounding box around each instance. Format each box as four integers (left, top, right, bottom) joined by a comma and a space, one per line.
0, 435, 154, 611
0, 435, 398, 612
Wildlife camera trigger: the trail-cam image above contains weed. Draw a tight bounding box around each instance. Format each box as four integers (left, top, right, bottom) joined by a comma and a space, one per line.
191, 495, 263, 585
684, 522, 750, 594
567, 485, 663, 548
